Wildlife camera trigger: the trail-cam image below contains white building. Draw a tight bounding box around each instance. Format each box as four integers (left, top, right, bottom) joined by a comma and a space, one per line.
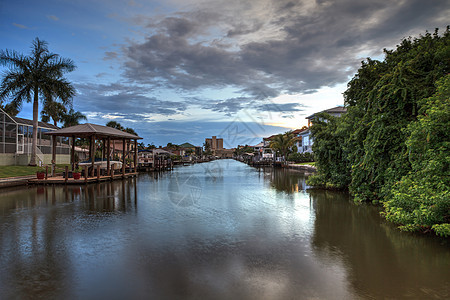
298, 106, 347, 154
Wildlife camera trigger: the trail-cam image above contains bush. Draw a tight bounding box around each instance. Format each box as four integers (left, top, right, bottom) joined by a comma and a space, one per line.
288, 152, 314, 163
382, 75, 450, 236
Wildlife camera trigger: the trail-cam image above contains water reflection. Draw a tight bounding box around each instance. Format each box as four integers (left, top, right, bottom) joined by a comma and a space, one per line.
259, 167, 309, 193
0, 180, 137, 299
0, 161, 448, 299
310, 189, 450, 299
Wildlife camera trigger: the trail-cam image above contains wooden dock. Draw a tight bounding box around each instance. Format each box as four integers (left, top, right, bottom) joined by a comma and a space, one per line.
28, 172, 138, 185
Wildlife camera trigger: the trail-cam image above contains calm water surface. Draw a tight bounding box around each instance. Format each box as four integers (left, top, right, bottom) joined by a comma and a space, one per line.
0, 160, 448, 299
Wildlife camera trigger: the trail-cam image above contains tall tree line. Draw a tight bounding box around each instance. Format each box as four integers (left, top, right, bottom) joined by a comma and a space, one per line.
308, 28, 449, 236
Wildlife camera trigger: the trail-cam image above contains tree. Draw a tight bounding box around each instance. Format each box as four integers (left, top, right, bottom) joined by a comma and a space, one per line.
106, 121, 124, 130
382, 75, 450, 236
203, 141, 212, 156
41, 100, 67, 126
269, 131, 295, 162
61, 108, 86, 128
137, 142, 145, 150
0, 38, 76, 165
308, 112, 351, 189
106, 120, 138, 136
344, 28, 449, 202
305, 28, 449, 236
0, 102, 20, 116
124, 127, 138, 136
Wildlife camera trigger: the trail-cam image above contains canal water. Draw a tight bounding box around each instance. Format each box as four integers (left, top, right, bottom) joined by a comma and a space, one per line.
0, 160, 448, 299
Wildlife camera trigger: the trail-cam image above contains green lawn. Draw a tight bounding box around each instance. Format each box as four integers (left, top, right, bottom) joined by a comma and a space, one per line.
0, 164, 70, 178
294, 162, 315, 166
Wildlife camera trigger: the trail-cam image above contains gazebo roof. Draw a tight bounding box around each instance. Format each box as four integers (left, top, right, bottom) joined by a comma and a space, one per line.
45, 123, 142, 139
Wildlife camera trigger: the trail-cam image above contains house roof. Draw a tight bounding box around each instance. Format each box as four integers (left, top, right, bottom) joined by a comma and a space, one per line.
179, 142, 195, 148
306, 106, 347, 119
45, 123, 142, 139
299, 128, 310, 135
8, 115, 59, 130
292, 128, 308, 135
263, 134, 278, 141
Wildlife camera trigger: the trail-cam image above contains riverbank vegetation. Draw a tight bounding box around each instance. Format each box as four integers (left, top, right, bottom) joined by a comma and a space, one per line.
287, 152, 314, 163
307, 28, 449, 236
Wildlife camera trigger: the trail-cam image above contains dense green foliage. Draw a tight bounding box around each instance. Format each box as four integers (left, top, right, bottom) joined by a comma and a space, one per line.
287, 152, 314, 163
382, 76, 450, 236
308, 112, 351, 189
307, 28, 450, 236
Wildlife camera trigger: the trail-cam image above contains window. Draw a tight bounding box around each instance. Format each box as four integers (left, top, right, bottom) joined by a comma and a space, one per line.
303, 135, 309, 146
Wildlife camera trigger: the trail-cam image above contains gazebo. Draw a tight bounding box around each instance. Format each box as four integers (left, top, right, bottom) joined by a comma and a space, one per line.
45, 123, 142, 178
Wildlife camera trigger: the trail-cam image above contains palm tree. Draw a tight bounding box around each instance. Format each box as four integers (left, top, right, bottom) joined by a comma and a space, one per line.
269, 131, 295, 163
41, 100, 67, 126
0, 102, 20, 116
61, 108, 87, 128
106, 121, 124, 130
0, 38, 76, 165
124, 127, 138, 136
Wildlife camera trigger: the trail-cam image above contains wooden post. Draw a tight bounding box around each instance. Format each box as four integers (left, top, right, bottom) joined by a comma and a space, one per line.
111, 164, 115, 180
90, 135, 96, 177
65, 165, 68, 183
97, 165, 100, 180
45, 165, 48, 180
127, 141, 130, 168
102, 138, 106, 160
122, 138, 126, 177
107, 137, 111, 176
51, 135, 56, 176
71, 135, 75, 171
112, 140, 115, 160
84, 165, 88, 183
134, 139, 138, 173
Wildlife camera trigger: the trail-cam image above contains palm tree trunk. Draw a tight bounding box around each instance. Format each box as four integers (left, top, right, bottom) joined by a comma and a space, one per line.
29, 88, 39, 166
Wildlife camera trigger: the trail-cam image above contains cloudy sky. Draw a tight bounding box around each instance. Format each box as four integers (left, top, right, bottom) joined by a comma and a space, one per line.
1, 0, 448, 147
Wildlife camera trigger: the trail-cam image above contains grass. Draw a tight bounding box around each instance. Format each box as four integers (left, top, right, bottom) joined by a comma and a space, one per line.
0, 164, 70, 178
294, 162, 315, 166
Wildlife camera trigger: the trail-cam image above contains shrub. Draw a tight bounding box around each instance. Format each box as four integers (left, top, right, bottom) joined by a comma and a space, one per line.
288, 152, 314, 163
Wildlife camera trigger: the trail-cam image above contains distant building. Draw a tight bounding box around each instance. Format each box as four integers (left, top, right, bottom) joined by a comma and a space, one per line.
299, 106, 347, 153
205, 136, 233, 158
205, 136, 223, 151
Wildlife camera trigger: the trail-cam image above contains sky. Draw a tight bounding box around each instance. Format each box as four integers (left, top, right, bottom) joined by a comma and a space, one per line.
0, 0, 448, 148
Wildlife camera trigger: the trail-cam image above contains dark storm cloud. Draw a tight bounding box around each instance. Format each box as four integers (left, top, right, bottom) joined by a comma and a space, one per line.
201, 97, 253, 116
257, 103, 305, 113
75, 82, 187, 116
122, 0, 448, 97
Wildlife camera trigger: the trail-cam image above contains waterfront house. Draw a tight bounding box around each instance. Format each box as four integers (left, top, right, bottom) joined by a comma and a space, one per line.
291, 128, 307, 153
299, 106, 347, 153
0, 108, 70, 166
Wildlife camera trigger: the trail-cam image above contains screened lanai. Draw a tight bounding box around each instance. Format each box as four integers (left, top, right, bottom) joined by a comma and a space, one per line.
0, 108, 70, 165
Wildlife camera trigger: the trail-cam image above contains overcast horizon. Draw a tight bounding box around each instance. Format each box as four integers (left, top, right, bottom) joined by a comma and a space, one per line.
1, 0, 448, 147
